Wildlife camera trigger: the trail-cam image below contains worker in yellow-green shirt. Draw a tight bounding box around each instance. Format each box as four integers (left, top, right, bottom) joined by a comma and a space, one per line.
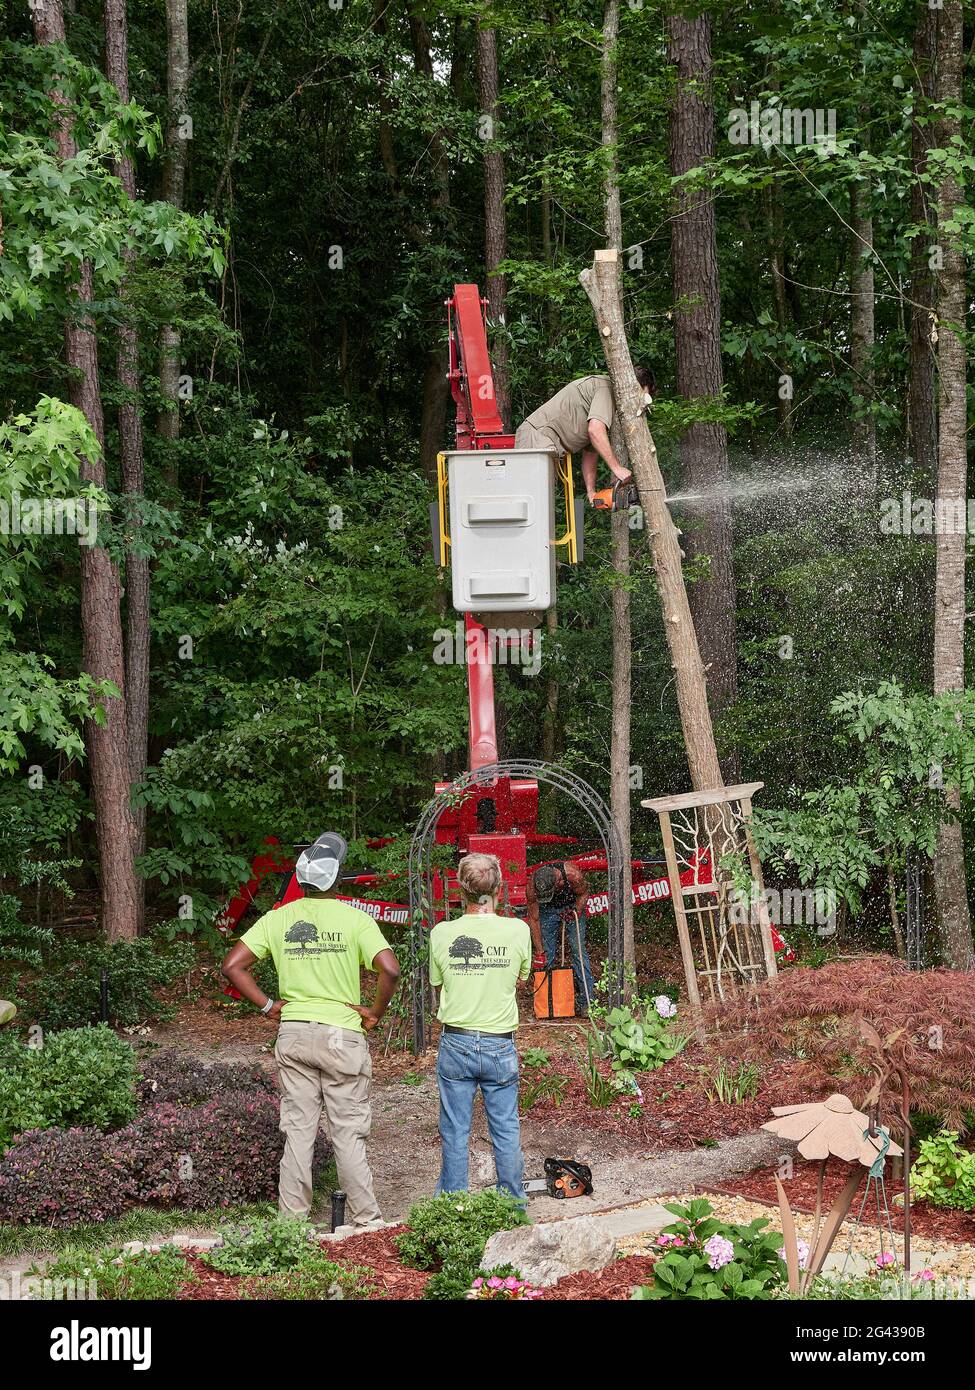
429, 852, 531, 1199
221, 832, 400, 1227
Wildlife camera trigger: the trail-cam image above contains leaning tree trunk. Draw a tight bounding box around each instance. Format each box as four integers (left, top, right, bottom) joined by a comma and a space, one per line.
666, 12, 738, 763
932, 0, 975, 970
850, 169, 876, 471
477, 20, 510, 429
33, 0, 138, 942
601, 0, 634, 977
158, 0, 189, 449
581, 250, 724, 794
105, 0, 148, 935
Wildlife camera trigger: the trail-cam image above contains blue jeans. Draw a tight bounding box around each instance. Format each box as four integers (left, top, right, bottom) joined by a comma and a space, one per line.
435, 1032, 524, 1200
539, 905, 596, 1013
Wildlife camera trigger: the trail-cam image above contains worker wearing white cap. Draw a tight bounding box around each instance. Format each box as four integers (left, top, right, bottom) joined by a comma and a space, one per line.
221, 832, 401, 1227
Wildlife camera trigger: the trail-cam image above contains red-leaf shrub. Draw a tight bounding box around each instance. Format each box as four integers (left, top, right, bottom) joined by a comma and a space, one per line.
0, 1126, 133, 1226
705, 958, 975, 1131
137, 1050, 276, 1108
0, 1094, 331, 1227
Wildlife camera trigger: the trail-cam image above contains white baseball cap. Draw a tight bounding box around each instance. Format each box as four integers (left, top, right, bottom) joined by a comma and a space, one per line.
294, 832, 348, 892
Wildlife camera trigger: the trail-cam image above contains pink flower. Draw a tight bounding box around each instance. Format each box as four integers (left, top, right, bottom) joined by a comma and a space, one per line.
876, 1252, 896, 1269
487, 1276, 503, 1289
913, 1269, 935, 1282
704, 1234, 735, 1271
504, 1277, 520, 1290
472, 1278, 483, 1288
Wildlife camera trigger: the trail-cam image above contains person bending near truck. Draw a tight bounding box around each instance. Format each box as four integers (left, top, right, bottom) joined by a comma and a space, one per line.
514, 368, 655, 505
526, 861, 596, 1016
430, 852, 532, 1200
221, 831, 400, 1228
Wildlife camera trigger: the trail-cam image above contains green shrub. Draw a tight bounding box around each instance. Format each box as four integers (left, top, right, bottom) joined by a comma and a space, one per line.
518, 1071, 567, 1114
521, 1048, 550, 1069
24, 938, 195, 1031
0, 1026, 137, 1151
396, 1190, 530, 1301
631, 1199, 785, 1301
911, 1130, 975, 1211
202, 1215, 319, 1276
596, 998, 688, 1074
240, 1257, 375, 1301
37, 1244, 194, 1300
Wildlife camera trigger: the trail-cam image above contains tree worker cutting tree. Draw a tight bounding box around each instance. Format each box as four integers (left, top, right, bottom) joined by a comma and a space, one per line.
514, 368, 656, 506
221, 832, 400, 1229
525, 861, 596, 1017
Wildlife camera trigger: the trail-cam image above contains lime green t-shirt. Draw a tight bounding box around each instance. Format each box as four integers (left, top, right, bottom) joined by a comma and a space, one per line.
429, 912, 531, 1034
241, 897, 391, 1033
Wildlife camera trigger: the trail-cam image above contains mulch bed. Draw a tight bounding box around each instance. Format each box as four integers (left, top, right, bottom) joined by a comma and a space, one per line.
539, 1254, 657, 1300
705, 1156, 975, 1246
525, 1049, 827, 1151
174, 1226, 429, 1301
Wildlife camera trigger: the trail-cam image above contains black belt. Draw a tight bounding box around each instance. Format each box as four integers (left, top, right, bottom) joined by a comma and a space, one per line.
443, 1025, 514, 1040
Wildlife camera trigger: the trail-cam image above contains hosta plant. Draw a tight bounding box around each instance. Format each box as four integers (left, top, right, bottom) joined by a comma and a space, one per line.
632, 1199, 785, 1301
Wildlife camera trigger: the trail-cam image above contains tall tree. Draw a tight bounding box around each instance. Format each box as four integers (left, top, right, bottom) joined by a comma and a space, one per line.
31, 0, 138, 941
104, 0, 148, 935
601, 0, 634, 976
850, 8, 876, 473
666, 9, 737, 758
158, 0, 189, 447
477, 17, 510, 429
931, 0, 974, 970
909, 5, 937, 485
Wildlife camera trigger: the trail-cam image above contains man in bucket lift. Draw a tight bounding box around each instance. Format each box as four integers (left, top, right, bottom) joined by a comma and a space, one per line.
525, 861, 596, 1017
514, 368, 656, 506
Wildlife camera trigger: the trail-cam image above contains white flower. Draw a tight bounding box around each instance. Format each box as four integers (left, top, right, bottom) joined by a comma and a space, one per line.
654, 995, 677, 1019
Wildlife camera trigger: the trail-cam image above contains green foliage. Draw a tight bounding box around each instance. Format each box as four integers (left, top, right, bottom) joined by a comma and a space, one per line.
36, 1243, 194, 1301
572, 1030, 617, 1108
911, 1130, 975, 1212
521, 1047, 551, 1068
0, 1025, 137, 1151
240, 1256, 375, 1301
705, 1061, 761, 1105
23, 938, 194, 1031
518, 1070, 567, 1114
202, 1215, 319, 1277
396, 1190, 530, 1301
597, 1000, 689, 1074
631, 1200, 785, 1301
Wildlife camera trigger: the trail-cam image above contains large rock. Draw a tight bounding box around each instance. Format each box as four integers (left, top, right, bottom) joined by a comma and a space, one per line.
0, 1000, 16, 1026
481, 1215, 617, 1287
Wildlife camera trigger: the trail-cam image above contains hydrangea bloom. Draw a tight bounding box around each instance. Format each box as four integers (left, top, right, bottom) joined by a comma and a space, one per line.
704, 1234, 735, 1270
778, 1238, 809, 1270
654, 995, 677, 1019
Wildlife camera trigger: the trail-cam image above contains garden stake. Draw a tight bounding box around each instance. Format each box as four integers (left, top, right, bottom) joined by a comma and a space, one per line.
99, 968, 109, 1023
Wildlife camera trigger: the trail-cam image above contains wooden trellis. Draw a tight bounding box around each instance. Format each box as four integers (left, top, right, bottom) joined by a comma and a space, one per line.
641, 783, 778, 1007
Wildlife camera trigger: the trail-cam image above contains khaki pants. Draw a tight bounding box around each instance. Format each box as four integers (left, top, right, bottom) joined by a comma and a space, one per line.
514, 422, 560, 452
274, 1021, 382, 1226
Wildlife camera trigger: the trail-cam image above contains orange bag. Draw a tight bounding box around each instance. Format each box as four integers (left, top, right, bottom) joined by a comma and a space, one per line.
532, 918, 575, 1019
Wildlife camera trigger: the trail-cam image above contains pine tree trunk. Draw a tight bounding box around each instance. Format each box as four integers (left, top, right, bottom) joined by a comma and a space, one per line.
158, 0, 189, 447
477, 22, 510, 429
105, 0, 148, 935
909, 6, 937, 484
600, 0, 634, 976
666, 13, 738, 763
850, 176, 876, 470
33, 0, 138, 942
932, 0, 974, 970
581, 251, 724, 795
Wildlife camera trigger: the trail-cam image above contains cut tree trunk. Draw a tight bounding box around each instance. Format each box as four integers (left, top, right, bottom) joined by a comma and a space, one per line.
581, 250, 723, 794
105, 0, 148, 935
666, 12, 738, 758
932, 0, 974, 970
32, 0, 138, 942
477, 21, 510, 429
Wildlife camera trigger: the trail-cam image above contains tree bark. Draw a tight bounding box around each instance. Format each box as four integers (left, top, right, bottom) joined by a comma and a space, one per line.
666, 13, 738, 759
850, 174, 876, 470
601, 0, 634, 977
932, 0, 974, 969
105, 0, 148, 935
158, 0, 189, 446
581, 250, 723, 794
33, 0, 138, 941
477, 21, 510, 429
909, 6, 937, 484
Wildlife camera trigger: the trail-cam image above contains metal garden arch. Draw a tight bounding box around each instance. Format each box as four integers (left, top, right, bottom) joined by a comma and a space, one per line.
407, 759, 626, 1053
